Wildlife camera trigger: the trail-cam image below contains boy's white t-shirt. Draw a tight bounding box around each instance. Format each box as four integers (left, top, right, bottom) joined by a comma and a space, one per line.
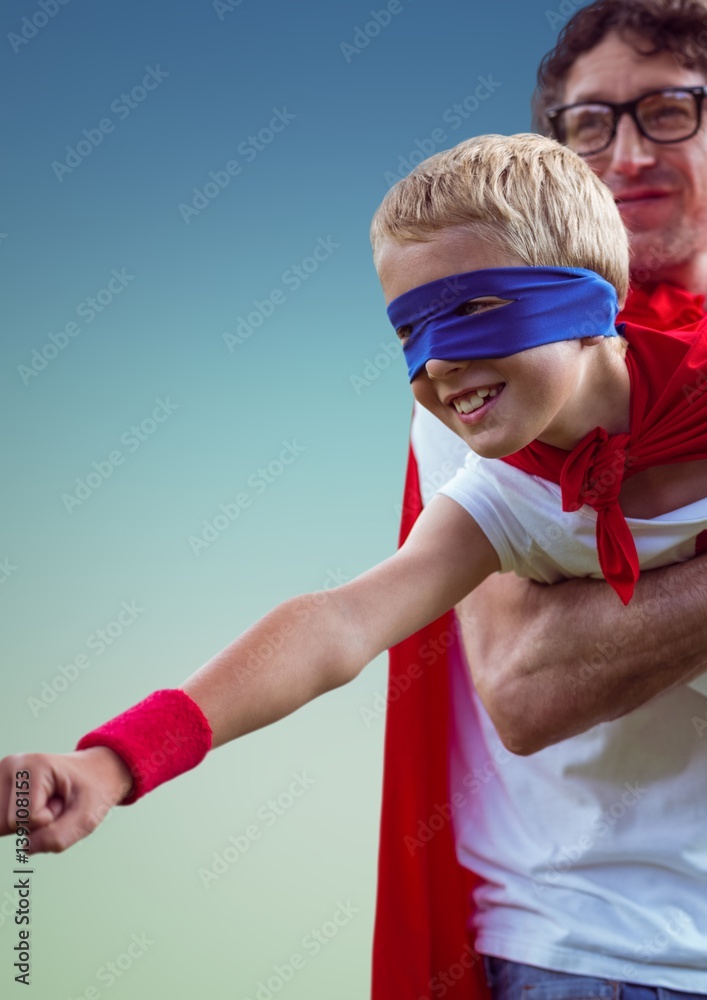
411, 401, 707, 992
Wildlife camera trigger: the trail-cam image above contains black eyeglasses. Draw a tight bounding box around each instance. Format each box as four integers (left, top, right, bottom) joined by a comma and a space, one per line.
546, 86, 707, 156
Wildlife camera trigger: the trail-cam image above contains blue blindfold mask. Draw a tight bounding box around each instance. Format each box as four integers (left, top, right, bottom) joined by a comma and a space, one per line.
385, 266, 620, 382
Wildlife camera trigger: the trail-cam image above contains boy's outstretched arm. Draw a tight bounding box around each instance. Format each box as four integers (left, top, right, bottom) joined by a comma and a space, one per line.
182, 493, 499, 748
458, 552, 707, 755
0, 495, 499, 853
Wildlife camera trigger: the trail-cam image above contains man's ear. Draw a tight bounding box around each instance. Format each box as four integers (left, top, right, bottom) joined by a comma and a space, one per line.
579, 335, 603, 347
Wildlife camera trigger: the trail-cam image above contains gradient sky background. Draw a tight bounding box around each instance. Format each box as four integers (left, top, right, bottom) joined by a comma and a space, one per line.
2, 1, 588, 997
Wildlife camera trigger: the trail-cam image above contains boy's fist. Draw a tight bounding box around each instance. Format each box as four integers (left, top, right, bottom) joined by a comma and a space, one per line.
0, 747, 133, 854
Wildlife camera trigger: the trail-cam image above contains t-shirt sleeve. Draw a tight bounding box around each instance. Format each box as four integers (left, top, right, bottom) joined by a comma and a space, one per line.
434, 451, 532, 575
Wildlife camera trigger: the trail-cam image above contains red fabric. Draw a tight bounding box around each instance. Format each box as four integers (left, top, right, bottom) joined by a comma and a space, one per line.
372, 441, 485, 999
371, 283, 707, 999
76, 688, 213, 804
502, 319, 707, 603
613, 282, 705, 330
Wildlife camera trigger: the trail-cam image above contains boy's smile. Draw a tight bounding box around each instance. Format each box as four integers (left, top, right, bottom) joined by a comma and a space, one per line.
376, 226, 631, 457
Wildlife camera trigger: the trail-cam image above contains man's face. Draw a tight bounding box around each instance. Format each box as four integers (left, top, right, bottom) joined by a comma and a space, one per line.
561, 31, 707, 282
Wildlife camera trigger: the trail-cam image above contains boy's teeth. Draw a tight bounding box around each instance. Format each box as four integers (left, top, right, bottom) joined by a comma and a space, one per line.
453, 386, 500, 413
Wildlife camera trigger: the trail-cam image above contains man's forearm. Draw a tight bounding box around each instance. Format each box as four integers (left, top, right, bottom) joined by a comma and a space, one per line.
457, 553, 707, 754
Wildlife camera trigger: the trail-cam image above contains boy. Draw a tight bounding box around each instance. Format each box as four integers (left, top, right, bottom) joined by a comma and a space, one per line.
373, 134, 707, 607
1, 133, 706, 897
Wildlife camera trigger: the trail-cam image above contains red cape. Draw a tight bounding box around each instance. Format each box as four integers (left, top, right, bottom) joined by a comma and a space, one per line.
370, 282, 706, 999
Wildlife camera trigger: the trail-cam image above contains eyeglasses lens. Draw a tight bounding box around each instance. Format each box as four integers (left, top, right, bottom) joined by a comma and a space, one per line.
557, 90, 699, 155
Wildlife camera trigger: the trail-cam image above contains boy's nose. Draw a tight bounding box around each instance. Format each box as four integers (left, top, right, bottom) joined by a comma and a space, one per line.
424, 357, 468, 379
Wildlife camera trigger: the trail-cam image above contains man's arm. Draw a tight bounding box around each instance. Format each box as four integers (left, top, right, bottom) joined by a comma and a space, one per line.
458, 552, 707, 756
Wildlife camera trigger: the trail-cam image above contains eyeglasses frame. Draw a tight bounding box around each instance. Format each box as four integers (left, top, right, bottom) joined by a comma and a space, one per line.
546, 85, 707, 156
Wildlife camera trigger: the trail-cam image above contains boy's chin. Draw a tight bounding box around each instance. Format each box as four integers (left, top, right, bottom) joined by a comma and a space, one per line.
467, 441, 518, 460
454, 426, 526, 460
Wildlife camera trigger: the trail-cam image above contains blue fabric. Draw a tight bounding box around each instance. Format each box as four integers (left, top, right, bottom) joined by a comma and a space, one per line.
385, 266, 620, 381
482, 956, 707, 1000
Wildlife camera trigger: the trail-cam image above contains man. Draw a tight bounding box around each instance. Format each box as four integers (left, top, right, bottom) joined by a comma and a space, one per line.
372, 2, 707, 998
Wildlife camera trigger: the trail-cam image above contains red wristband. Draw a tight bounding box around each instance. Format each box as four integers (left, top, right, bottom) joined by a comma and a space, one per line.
75, 689, 213, 804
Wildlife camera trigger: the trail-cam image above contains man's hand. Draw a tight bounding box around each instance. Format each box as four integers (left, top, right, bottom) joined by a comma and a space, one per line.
0, 747, 133, 854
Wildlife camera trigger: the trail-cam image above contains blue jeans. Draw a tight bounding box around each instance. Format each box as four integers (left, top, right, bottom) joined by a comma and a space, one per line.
483, 956, 707, 1000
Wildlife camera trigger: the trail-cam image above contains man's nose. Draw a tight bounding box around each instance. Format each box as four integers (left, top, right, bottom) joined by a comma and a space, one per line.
603, 115, 657, 177
424, 357, 468, 379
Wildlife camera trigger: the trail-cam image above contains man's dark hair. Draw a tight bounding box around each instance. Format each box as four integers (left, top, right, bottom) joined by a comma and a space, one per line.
532, 0, 707, 133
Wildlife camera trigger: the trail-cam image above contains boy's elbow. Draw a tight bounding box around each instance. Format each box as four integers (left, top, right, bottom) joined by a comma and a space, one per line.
301, 590, 371, 689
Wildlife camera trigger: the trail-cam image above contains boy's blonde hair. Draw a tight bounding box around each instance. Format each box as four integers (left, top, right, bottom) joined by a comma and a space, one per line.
370, 133, 629, 307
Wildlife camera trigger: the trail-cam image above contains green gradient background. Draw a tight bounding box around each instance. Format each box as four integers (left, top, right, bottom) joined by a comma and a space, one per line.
1, 1, 583, 996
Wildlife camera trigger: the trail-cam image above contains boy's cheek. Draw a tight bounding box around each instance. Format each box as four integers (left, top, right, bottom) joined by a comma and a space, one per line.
410, 379, 443, 411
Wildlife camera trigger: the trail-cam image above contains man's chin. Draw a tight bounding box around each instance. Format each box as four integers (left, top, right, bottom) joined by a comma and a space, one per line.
628, 228, 692, 284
